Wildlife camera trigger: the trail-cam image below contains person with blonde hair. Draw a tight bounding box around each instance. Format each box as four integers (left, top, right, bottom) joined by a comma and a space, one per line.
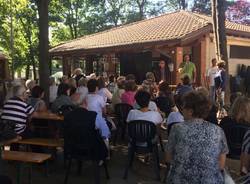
25, 79, 36, 96
141, 72, 157, 97
73, 68, 84, 84
220, 96, 250, 175
231, 97, 250, 175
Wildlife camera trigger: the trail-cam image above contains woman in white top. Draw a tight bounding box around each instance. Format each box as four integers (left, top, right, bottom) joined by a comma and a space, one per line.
85, 79, 106, 115
97, 76, 112, 103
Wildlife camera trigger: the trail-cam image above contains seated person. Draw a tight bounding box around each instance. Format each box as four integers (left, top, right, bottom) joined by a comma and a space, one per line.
27, 85, 47, 112
64, 98, 110, 161
69, 87, 81, 106
121, 80, 137, 106
127, 90, 163, 143
141, 72, 157, 97
25, 79, 36, 97
107, 75, 116, 94
97, 76, 113, 103
220, 96, 250, 157
241, 128, 250, 175
1, 85, 34, 137
155, 81, 175, 117
51, 83, 75, 113
133, 88, 158, 111
76, 77, 88, 102
196, 87, 218, 125
167, 95, 184, 135
175, 75, 193, 97
86, 79, 106, 116
111, 76, 125, 109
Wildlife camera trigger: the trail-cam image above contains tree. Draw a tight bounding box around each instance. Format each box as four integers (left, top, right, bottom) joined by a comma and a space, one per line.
192, 0, 211, 14
165, 0, 187, 11
36, 0, 50, 103
105, 0, 128, 26
211, 0, 229, 102
226, 0, 250, 25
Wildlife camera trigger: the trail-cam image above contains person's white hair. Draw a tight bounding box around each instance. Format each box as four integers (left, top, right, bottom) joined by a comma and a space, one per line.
13, 85, 26, 97
25, 79, 36, 90
74, 68, 82, 75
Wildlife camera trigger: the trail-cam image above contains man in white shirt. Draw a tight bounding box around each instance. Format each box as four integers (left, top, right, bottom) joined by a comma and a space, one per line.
206, 58, 218, 103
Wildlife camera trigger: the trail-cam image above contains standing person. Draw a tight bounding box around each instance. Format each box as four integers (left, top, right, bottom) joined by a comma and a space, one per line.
206, 58, 218, 103
178, 54, 196, 83
153, 58, 171, 84
165, 91, 228, 184
214, 61, 227, 107
73, 68, 85, 85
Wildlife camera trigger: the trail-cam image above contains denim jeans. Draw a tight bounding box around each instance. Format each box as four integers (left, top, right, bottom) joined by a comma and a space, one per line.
209, 86, 216, 103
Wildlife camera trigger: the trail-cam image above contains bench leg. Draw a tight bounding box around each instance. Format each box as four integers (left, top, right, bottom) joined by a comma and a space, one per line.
28, 164, 33, 184
16, 163, 22, 184
45, 160, 49, 177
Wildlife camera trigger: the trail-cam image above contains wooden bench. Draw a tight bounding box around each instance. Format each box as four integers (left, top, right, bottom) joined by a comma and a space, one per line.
17, 138, 64, 147
2, 150, 51, 184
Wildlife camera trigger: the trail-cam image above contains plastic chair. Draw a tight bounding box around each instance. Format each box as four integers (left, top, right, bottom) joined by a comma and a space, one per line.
221, 122, 250, 159
63, 110, 110, 184
123, 120, 160, 181
113, 103, 133, 144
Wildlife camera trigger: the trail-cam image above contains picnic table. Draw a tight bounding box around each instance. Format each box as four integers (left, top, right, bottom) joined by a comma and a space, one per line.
0, 136, 21, 173
32, 111, 64, 121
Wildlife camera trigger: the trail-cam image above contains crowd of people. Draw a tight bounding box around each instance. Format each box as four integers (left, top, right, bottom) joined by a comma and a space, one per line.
1, 57, 250, 183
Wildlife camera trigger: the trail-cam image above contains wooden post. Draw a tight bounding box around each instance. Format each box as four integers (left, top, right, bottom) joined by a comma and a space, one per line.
85, 55, 94, 75
62, 56, 71, 77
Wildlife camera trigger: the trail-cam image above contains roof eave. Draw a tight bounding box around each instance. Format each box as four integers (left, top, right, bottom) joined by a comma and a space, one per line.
226, 29, 250, 39
49, 39, 182, 57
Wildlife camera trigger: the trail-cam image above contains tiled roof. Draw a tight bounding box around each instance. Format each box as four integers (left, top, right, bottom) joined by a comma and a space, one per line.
50, 11, 250, 55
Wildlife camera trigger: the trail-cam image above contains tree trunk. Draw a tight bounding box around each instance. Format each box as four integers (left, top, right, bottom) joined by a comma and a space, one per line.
25, 64, 30, 79
211, 0, 230, 104
37, 0, 50, 104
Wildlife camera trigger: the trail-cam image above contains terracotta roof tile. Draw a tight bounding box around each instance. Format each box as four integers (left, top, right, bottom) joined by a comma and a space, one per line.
50, 11, 250, 55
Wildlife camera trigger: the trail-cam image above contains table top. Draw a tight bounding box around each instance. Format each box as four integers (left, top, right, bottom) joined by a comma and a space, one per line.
32, 111, 64, 121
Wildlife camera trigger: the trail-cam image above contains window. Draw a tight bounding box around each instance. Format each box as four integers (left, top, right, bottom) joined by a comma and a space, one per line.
230, 45, 250, 59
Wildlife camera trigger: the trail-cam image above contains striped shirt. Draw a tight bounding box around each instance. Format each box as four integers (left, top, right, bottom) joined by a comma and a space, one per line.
1, 97, 34, 134
242, 129, 250, 154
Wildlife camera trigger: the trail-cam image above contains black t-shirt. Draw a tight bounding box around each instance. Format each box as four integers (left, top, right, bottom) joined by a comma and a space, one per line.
154, 95, 175, 117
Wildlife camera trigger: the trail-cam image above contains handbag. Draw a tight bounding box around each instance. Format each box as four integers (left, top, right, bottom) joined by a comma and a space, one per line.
223, 169, 235, 184
0, 120, 17, 142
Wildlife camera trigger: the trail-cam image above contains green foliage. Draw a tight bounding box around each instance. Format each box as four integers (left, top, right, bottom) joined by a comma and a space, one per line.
192, 0, 211, 15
